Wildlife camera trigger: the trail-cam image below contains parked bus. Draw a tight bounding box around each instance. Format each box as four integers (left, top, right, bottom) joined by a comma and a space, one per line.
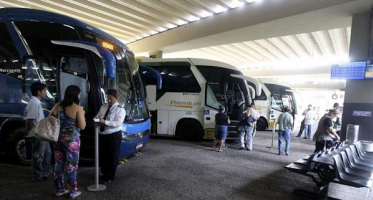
249, 79, 297, 131
0, 8, 160, 164
137, 58, 261, 140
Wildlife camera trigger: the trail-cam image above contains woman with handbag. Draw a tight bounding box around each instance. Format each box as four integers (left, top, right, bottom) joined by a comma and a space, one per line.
50, 85, 86, 199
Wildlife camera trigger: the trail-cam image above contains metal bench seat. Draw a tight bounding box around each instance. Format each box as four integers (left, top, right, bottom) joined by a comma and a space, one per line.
338, 152, 373, 179
333, 155, 373, 188
355, 142, 373, 159
348, 147, 373, 166
285, 141, 373, 199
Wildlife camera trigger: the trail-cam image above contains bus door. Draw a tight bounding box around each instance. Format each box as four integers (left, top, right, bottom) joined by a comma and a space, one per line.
229, 74, 262, 98
204, 82, 223, 138
50, 40, 116, 125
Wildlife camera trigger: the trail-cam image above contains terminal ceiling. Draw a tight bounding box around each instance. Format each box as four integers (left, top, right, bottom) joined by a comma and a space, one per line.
1, 0, 372, 89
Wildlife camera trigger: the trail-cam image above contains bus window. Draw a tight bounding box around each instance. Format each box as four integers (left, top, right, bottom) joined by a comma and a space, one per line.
59, 56, 89, 110
0, 23, 22, 104
16, 21, 81, 108
0, 23, 19, 62
142, 62, 200, 93
206, 83, 222, 110
271, 94, 283, 111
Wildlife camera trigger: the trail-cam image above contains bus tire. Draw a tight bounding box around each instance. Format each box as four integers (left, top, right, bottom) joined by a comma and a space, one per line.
7, 128, 31, 165
176, 120, 203, 141
256, 118, 267, 131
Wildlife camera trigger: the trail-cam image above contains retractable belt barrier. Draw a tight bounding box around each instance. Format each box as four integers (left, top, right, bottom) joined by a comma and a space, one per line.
87, 120, 106, 192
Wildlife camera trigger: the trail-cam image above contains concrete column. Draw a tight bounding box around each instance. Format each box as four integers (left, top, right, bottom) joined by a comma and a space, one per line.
341, 10, 373, 141
149, 51, 163, 59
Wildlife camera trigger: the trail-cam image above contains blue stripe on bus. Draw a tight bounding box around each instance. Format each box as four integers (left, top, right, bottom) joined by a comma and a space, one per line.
122, 118, 150, 134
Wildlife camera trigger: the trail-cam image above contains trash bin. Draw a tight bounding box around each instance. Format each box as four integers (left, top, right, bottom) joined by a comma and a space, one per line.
346, 124, 359, 143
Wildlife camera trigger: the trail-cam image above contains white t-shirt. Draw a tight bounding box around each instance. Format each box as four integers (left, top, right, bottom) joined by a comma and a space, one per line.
249, 108, 260, 120
26, 96, 45, 137
303, 109, 314, 125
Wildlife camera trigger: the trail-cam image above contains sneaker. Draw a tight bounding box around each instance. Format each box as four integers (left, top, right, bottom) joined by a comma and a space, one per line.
285, 152, 289, 156
238, 147, 245, 150
212, 147, 216, 151
55, 190, 69, 197
278, 152, 282, 155
303, 137, 308, 139
69, 191, 82, 199
296, 135, 301, 137
218, 149, 223, 152
246, 148, 251, 151
222, 144, 227, 149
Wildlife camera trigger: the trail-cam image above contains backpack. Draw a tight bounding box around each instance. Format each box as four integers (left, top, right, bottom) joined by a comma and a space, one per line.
238, 112, 255, 127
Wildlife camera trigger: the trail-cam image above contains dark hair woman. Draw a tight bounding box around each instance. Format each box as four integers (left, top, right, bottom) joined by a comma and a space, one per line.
50, 85, 86, 199
60, 85, 81, 107
212, 105, 230, 152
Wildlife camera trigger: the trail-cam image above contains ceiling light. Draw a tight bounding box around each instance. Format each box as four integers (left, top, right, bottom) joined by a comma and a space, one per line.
176, 20, 188, 25
158, 27, 167, 32
200, 10, 213, 18
228, 0, 245, 8
188, 16, 200, 22
214, 5, 228, 13
167, 24, 177, 29
150, 31, 159, 35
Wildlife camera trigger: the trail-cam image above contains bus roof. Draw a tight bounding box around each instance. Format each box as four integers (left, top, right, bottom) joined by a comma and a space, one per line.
138, 57, 240, 71
261, 78, 291, 88
0, 8, 129, 51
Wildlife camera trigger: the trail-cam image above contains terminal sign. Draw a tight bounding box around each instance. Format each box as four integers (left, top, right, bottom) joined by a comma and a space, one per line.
102, 41, 114, 50
352, 110, 372, 117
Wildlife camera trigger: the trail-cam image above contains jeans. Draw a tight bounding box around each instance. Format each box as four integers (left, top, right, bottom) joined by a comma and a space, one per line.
240, 126, 254, 149
31, 138, 51, 180
215, 125, 228, 141
304, 124, 312, 139
296, 119, 305, 137
278, 129, 291, 154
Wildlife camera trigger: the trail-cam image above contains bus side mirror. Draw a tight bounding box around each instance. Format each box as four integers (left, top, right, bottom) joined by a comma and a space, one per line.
139, 65, 162, 90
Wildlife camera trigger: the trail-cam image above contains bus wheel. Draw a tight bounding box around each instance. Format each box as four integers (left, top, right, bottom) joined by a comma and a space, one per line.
176, 120, 203, 141
256, 118, 267, 131
7, 128, 31, 165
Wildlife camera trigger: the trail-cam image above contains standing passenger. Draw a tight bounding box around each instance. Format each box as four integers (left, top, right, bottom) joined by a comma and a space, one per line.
51, 85, 85, 199
333, 103, 341, 136
238, 104, 259, 151
95, 89, 126, 184
212, 105, 230, 152
313, 109, 340, 152
26, 82, 51, 182
303, 105, 314, 139
277, 106, 294, 155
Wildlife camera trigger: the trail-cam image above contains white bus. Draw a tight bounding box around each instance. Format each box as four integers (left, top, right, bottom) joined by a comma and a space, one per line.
138, 58, 261, 140
249, 79, 297, 131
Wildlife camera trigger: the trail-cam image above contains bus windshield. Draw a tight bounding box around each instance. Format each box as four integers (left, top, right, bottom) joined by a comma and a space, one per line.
197, 66, 249, 120
265, 83, 297, 115
86, 32, 149, 123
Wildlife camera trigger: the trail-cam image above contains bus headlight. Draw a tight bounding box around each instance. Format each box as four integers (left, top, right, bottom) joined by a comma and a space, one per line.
121, 130, 149, 141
